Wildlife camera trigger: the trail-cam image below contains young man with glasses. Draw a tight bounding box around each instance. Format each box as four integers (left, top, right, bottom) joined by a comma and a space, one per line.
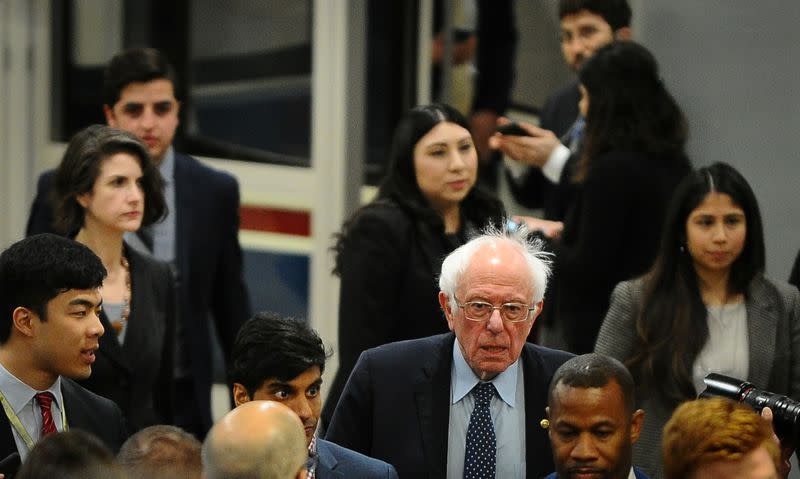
326, 228, 573, 478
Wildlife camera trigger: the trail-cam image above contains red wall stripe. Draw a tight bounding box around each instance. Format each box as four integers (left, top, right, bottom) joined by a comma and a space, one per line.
240, 206, 311, 236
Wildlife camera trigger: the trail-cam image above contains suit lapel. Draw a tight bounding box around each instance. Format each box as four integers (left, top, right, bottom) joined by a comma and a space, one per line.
0, 413, 17, 459
121, 248, 159, 361
746, 278, 779, 387
60, 380, 91, 431
173, 154, 191, 291
522, 345, 553, 476
315, 439, 343, 479
96, 311, 131, 374
414, 335, 453, 478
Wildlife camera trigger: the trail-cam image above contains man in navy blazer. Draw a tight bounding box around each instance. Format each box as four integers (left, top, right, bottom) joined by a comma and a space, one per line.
25, 48, 250, 437
0, 235, 127, 477
326, 229, 573, 478
544, 354, 648, 479
229, 312, 397, 478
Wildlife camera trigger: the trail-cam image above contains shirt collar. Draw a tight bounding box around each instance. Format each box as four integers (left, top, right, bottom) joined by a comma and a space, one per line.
451, 338, 519, 407
158, 146, 175, 183
0, 360, 63, 414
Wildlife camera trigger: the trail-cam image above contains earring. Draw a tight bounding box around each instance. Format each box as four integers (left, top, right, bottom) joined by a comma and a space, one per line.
679, 245, 686, 253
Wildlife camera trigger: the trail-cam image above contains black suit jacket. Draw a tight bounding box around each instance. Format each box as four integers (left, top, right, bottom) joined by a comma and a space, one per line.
26, 152, 251, 432
76, 243, 175, 432
325, 333, 573, 478
507, 82, 581, 216
0, 378, 127, 460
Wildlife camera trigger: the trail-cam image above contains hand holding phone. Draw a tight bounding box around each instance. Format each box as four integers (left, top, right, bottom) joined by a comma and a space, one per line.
495, 122, 531, 137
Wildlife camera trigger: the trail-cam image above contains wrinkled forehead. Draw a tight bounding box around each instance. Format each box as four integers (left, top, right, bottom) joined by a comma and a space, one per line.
458, 243, 532, 293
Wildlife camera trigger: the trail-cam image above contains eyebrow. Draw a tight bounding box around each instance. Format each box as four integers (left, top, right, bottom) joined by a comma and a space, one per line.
424, 136, 473, 148
69, 298, 102, 308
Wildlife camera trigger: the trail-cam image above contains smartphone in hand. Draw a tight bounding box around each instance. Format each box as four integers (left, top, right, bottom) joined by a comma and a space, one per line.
496, 122, 531, 137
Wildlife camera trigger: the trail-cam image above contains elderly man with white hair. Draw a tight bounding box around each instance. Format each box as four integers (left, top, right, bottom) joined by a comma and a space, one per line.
326, 227, 573, 478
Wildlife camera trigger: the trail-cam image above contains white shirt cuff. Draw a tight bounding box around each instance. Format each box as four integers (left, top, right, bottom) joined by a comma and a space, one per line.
541, 144, 570, 184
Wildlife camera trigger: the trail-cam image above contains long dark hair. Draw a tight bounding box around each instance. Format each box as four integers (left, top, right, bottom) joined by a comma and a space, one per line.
332, 104, 503, 274
627, 162, 765, 404
575, 41, 687, 182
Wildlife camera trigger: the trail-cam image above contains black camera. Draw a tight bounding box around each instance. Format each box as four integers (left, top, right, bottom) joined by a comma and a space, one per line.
701, 373, 800, 444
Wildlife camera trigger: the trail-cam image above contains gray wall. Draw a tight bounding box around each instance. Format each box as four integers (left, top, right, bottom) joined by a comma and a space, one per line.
512, 0, 799, 279
636, 1, 800, 279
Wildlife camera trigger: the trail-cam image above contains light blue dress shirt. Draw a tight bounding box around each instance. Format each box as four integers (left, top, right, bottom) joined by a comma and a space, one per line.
0, 361, 64, 461
447, 340, 526, 478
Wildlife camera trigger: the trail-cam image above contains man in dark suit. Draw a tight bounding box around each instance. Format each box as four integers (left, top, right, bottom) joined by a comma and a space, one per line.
544, 354, 648, 479
230, 312, 397, 478
26, 48, 250, 437
325, 229, 573, 478
0, 234, 127, 474
491, 0, 632, 219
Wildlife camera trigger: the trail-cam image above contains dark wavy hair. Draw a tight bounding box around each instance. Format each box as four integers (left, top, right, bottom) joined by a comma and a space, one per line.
51, 124, 167, 236
575, 41, 687, 182
627, 162, 765, 405
332, 103, 504, 274
229, 312, 330, 397
558, 0, 632, 31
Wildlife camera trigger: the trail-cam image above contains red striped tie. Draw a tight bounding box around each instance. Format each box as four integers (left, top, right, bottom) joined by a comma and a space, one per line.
35, 392, 57, 437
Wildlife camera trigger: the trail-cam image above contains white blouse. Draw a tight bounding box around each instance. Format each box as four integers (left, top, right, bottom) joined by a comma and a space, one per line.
692, 302, 749, 395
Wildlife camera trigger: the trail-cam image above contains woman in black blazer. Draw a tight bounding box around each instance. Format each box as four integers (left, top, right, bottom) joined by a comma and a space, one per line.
52, 125, 175, 432
321, 104, 505, 428
526, 41, 691, 353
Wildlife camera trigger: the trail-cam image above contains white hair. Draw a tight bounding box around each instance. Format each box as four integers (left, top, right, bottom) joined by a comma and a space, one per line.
438, 223, 553, 312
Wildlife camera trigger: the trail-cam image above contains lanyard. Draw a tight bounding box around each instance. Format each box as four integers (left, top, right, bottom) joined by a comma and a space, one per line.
0, 389, 68, 451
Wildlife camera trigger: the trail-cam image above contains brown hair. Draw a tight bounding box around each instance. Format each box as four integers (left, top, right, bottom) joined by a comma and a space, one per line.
662, 398, 780, 479
52, 124, 167, 235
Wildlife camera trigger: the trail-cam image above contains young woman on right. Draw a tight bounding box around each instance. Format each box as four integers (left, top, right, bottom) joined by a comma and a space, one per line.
595, 162, 800, 479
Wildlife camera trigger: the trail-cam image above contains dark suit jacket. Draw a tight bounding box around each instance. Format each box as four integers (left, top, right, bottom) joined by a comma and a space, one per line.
507, 82, 581, 213
596, 276, 800, 479
325, 333, 573, 478
790, 248, 800, 290
0, 378, 127, 460
316, 438, 398, 478
76, 243, 175, 433
26, 152, 251, 433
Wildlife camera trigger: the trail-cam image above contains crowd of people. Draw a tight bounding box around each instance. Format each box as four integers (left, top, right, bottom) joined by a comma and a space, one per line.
0, 0, 798, 478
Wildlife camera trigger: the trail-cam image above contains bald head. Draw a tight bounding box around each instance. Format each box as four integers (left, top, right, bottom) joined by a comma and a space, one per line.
202, 401, 308, 479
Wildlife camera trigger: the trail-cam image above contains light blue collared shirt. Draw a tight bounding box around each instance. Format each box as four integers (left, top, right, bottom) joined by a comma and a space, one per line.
0, 361, 65, 461
447, 339, 526, 478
